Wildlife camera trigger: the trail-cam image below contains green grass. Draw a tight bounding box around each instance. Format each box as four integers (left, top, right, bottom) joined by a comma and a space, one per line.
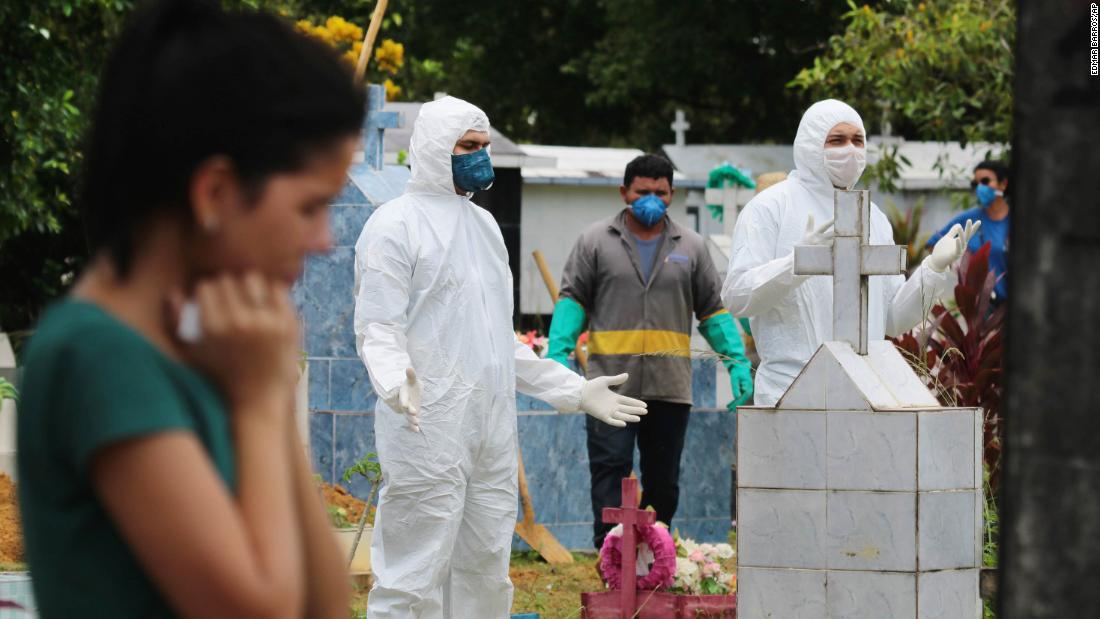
349, 551, 603, 619
0, 563, 26, 573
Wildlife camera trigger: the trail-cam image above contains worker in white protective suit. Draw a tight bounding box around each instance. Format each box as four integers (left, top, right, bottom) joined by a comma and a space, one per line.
722, 99, 980, 406
353, 96, 648, 619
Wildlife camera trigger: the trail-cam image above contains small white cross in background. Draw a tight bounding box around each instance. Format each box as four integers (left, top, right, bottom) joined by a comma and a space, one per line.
793, 190, 906, 355
671, 109, 690, 147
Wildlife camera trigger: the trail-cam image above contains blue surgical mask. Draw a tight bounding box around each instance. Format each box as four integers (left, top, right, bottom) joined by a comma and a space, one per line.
630, 194, 668, 228
451, 148, 495, 193
975, 183, 1001, 208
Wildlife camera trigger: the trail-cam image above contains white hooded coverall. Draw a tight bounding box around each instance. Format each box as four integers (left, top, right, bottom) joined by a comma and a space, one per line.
722, 99, 954, 406
354, 97, 586, 618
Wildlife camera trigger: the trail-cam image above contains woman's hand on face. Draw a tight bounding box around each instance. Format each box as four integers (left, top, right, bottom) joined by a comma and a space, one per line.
180, 273, 300, 412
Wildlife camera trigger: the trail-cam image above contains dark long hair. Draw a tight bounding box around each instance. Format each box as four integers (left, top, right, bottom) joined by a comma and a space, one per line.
79, 0, 366, 276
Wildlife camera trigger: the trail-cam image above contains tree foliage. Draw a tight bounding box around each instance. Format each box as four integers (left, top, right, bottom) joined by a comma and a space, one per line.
0, 0, 136, 335
391, 0, 851, 149
0, 0, 273, 335
2, 0, 1012, 340
1, 0, 135, 246
789, 0, 1015, 145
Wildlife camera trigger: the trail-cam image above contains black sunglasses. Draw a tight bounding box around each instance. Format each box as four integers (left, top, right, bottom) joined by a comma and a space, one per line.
969, 177, 993, 189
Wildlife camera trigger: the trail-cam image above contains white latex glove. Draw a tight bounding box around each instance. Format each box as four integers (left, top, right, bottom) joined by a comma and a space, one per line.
802, 215, 836, 247
580, 374, 648, 428
928, 219, 982, 273
385, 368, 421, 432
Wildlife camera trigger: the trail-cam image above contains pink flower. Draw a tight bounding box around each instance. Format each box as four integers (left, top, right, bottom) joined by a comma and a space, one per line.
688, 549, 705, 563
702, 561, 720, 578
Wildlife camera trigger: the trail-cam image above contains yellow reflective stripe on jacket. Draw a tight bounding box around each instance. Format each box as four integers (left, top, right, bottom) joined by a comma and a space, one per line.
587, 330, 692, 357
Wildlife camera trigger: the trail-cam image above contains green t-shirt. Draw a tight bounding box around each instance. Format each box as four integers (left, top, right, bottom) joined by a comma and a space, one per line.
17, 300, 236, 618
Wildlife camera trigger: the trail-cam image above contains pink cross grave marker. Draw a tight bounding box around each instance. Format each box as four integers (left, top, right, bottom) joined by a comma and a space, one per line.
602, 477, 656, 619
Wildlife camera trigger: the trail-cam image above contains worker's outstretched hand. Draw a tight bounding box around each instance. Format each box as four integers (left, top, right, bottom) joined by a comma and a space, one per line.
386, 367, 422, 432
929, 219, 982, 273
580, 374, 648, 428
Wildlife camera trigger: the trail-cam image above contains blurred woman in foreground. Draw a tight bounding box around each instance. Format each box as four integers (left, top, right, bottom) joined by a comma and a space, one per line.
17, 1, 364, 616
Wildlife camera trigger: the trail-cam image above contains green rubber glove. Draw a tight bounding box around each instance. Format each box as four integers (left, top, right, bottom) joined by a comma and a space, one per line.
547, 297, 587, 367
698, 312, 754, 409
738, 316, 752, 338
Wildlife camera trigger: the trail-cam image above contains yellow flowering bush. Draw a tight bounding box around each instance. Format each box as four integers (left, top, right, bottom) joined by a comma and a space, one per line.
383, 78, 402, 100
294, 15, 406, 100
374, 39, 405, 74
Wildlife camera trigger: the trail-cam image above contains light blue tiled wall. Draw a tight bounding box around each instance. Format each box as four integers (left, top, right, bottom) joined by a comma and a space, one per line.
297, 164, 737, 550
0, 573, 36, 618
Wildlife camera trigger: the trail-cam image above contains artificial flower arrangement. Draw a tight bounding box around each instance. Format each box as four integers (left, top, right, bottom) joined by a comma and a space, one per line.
598, 521, 736, 595
670, 535, 736, 595
516, 330, 549, 357
588, 519, 737, 617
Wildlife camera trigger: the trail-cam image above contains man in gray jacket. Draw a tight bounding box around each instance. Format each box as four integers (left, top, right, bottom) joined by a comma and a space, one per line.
547, 154, 752, 548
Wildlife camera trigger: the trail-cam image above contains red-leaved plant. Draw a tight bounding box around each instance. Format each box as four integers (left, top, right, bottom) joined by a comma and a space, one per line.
891, 243, 1005, 490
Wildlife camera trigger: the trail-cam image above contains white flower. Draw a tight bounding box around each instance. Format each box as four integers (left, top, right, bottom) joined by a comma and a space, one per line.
715, 543, 735, 560
674, 557, 700, 591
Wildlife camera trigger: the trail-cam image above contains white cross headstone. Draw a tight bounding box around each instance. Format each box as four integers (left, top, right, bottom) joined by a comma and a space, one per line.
671, 109, 690, 147
792, 189, 906, 354
735, 189, 983, 618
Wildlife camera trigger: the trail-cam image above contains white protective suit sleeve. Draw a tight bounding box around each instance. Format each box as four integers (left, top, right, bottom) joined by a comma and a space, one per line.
513, 339, 585, 412
353, 214, 414, 404
884, 256, 955, 337
723, 199, 809, 317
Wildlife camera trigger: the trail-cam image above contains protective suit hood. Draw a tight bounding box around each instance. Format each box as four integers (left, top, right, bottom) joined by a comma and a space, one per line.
406, 95, 491, 196
788, 99, 866, 198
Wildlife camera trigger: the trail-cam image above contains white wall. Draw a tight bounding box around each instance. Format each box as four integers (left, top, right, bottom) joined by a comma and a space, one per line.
519, 183, 689, 315
874, 188, 971, 240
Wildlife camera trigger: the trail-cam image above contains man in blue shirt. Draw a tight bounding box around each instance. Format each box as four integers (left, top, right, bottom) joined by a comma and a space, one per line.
928, 160, 1010, 303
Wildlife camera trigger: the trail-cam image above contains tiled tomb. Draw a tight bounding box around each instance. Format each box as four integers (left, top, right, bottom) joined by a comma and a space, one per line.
736, 341, 983, 619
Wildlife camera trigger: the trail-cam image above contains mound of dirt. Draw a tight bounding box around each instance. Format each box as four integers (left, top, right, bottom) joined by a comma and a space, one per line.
0, 474, 23, 564
322, 482, 374, 526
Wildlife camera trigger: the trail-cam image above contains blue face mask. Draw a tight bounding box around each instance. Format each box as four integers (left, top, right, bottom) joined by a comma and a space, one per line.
451, 148, 495, 193
975, 183, 1001, 208
630, 194, 668, 228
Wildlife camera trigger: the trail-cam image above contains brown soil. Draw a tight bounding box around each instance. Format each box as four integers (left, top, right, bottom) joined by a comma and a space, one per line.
0, 478, 379, 570
0, 474, 23, 564
322, 482, 374, 525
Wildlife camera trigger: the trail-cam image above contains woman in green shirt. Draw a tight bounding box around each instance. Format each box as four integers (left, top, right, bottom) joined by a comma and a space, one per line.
17, 1, 364, 617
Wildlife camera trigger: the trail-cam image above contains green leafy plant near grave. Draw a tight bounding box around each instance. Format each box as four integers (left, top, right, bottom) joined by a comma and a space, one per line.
885, 198, 931, 274
327, 504, 355, 529
982, 468, 999, 568
341, 452, 382, 568
0, 378, 16, 403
